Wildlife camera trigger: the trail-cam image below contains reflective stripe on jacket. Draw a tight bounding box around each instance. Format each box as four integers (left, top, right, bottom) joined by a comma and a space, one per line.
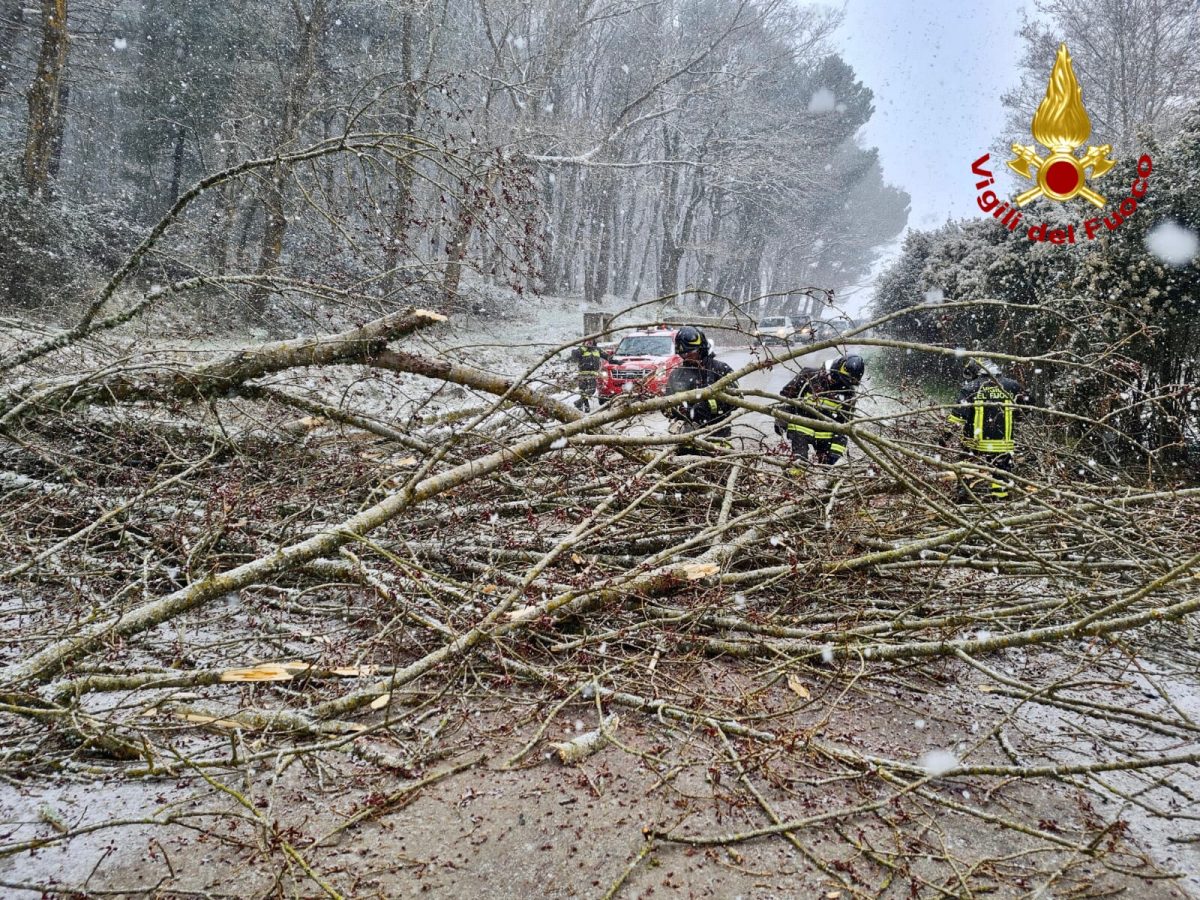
951, 375, 1027, 454
578, 347, 602, 373
780, 368, 856, 441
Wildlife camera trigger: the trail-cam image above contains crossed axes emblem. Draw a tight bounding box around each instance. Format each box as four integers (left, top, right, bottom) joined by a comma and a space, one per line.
1008, 143, 1116, 208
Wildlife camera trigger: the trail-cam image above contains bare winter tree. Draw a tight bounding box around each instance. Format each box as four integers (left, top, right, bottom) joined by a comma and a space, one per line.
1001, 0, 1200, 155
21, 0, 68, 195
0, 0, 22, 96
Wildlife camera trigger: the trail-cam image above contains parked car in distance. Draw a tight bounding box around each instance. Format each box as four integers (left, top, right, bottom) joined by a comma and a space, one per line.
808, 316, 856, 343
754, 316, 804, 345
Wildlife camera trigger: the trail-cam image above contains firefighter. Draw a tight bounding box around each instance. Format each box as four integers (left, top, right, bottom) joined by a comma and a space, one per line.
946, 358, 1030, 501
775, 354, 865, 465
663, 325, 739, 453
572, 337, 603, 412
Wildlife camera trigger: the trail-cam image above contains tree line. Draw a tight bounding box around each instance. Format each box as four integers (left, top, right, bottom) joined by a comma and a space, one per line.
0, 0, 909, 322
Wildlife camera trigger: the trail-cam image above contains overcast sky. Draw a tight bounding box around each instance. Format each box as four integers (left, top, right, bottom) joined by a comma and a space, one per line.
834, 0, 1031, 230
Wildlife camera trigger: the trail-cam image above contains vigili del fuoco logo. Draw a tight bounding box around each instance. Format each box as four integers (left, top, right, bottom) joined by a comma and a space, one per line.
970, 43, 1153, 245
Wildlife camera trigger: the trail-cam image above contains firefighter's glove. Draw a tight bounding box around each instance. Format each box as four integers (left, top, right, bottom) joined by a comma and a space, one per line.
770, 404, 788, 437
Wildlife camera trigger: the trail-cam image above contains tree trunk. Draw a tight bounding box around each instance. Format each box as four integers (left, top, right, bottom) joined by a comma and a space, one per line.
659, 231, 683, 299
249, 0, 327, 316
0, 0, 23, 95
582, 215, 596, 306
539, 173, 562, 294
254, 178, 289, 308
0, 307, 446, 426
380, 9, 417, 299
630, 194, 659, 306
442, 200, 475, 310
583, 172, 611, 307
542, 168, 577, 296
697, 191, 724, 292
47, 78, 68, 179
235, 201, 261, 270
22, 0, 69, 197
591, 175, 614, 305
168, 124, 186, 204
612, 193, 636, 298
206, 125, 241, 275
660, 171, 704, 299
657, 131, 680, 296
563, 177, 588, 295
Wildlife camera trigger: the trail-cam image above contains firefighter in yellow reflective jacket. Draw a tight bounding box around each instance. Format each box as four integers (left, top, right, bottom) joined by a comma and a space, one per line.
776, 354, 865, 465
947, 358, 1030, 501
571, 338, 603, 412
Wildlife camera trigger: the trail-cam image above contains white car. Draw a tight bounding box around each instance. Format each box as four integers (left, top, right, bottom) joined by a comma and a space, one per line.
754, 316, 805, 345
808, 316, 856, 343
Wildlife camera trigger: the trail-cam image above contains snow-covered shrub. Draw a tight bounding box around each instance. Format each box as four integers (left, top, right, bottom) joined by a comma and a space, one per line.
873, 105, 1200, 468
0, 171, 139, 314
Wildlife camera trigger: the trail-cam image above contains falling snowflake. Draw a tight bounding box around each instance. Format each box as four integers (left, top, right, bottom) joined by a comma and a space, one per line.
1145, 220, 1198, 266
807, 88, 836, 113
919, 749, 958, 776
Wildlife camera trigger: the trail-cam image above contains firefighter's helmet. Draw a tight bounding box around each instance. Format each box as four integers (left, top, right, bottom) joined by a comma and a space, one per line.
674, 326, 710, 359
833, 354, 865, 384
965, 357, 1001, 379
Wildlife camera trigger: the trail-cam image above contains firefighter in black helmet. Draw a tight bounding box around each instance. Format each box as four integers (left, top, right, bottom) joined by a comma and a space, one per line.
572, 337, 603, 412
775, 354, 865, 465
663, 325, 739, 453
946, 358, 1030, 501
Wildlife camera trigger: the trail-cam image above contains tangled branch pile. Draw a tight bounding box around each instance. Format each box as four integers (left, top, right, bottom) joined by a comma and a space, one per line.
1, 302, 1199, 898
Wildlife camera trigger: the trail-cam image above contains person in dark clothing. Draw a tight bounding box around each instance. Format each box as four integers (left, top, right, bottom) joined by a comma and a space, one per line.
571, 338, 602, 412
946, 358, 1030, 501
775, 354, 865, 464
663, 326, 739, 453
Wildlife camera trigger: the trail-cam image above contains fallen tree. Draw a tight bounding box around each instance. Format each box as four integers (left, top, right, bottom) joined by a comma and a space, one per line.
1, 294, 1199, 898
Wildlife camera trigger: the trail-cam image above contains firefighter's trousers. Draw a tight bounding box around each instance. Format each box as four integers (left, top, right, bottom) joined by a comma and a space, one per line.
962, 450, 1013, 501
787, 423, 845, 465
